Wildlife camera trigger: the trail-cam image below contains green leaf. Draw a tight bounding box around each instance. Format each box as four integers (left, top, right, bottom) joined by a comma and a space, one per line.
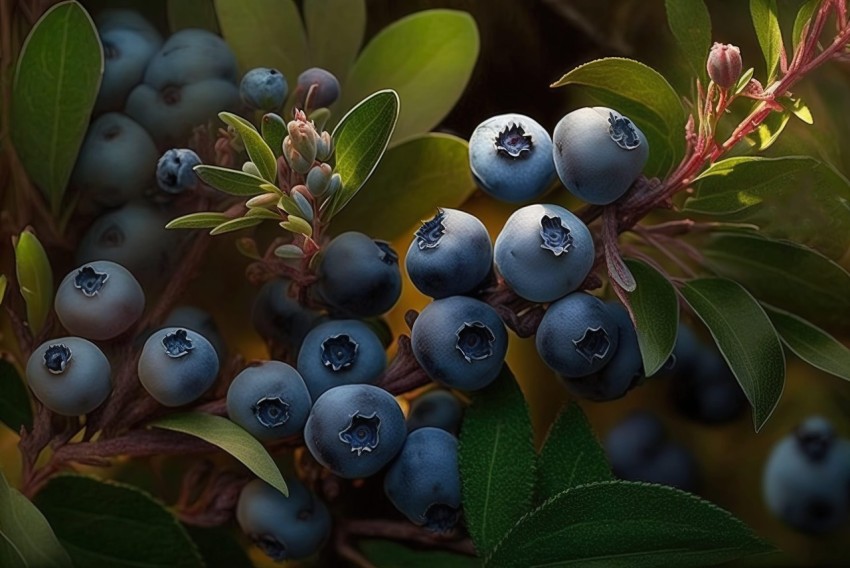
552, 58, 686, 177
485, 481, 774, 568
786, 96, 813, 124
792, 0, 820, 51
624, 259, 679, 376
765, 306, 850, 382
459, 366, 536, 555
536, 404, 612, 503
167, 0, 219, 33
218, 112, 277, 182
703, 232, 850, 331
0, 470, 71, 568
34, 475, 202, 568
665, 0, 712, 81
209, 217, 264, 235
750, 0, 783, 80
326, 90, 399, 218
304, 0, 366, 80
14, 230, 53, 336
185, 527, 252, 568
149, 413, 287, 496
0, 359, 32, 435
359, 540, 480, 568
244, 207, 280, 220
680, 278, 785, 431
214, 0, 309, 82
11, 1, 103, 215
338, 10, 479, 143
261, 113, 286, 158
684, 155, 818, 215
750, 109, 790, 150
280, 216, 312, 237
330, 133, 475, 240
0, 275, 6, 304
194, 165, 268, 196
166, 212, 229, 230
274, 244, 304, 259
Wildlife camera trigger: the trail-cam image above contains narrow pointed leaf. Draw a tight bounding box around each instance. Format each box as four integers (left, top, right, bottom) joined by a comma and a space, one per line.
219, 112, 277, 182
14, 230, 53, 336
665, 0, 711, 81
626, 259, 679, 376
765, 306, 850, 382
209, 217, 264, 236
750, 0, 783, 80
166, 212, 229, 230
194, 165, 268, 196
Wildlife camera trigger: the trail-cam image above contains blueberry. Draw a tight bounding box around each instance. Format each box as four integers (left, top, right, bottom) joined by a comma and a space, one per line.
295, 68, 340, 109
316, 232, 401, 317
138, 327, 220, 406
406, 389, 464, 435
26, 337, 111, 416
763, 416, 850, 534
605, 411, 698, 491
71, 113, 158, 209
251, 278, 320, 352
564, 301, 643, 401
303, 384, 406, 479
536, 292, 619, 378
493, 204, 594, 303
552, 106, 649, 205
164, 306, 226, 365
227, 361, 311, 440
96, 24, 163, 113
96, 9, 161, 44
236, 478, 331, 561
670, 346, 747, 424
661, 323, 702, 378
297, 319, 386, 401
469, 114, 556, 202
143, 29, 238, 88
55, 261, 145, 340
156, 148, 201, 194
411, 296, 507, 391
405, 208, 493, 299
240, 67, 288, 111
384, 427, 462, 533
76, 202, 178, 283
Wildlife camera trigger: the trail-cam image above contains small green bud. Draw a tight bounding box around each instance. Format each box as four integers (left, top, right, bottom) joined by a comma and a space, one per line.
242, 161, 262, 178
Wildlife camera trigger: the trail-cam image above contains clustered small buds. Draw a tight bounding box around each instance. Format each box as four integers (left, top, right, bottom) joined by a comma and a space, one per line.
707, 42, 743, 89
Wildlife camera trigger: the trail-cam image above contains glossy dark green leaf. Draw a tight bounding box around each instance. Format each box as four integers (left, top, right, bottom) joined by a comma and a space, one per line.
703, 232, 850, 331
194, 165, 268, 197
0, 359, 32, 435
304, 0, 366, 80
0, 471, 71, 568
185, 526, 251, 568
11, 1, 103, 214
359, 540, 480, 568
485, 481, 774, 568
330, 133, 475, 240
214, 0, 308, 81
261, 113, 286, 158
750, 0, 782, 80
35, 475, 201, 568
14, 230, 53, 336
326, 90, 399, 218
166, 212, 230, 230
792, 0, 820, 51
459, 366, 536, 555
680, 278, 785, 431
219, 113, 277, 182
338, 10, 479, 143
625, 259, 680, 376
167, 0, 219, 33
536, 404, 612, 503
765, 306, 850, 382
665, 0, 711, 81
149, 413, 287, 495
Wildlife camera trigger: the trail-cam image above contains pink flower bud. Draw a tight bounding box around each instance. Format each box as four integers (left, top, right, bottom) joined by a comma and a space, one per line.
707, 43, 742, 89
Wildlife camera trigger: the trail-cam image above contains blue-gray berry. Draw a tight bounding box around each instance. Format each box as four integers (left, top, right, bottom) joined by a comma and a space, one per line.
240, 67, 288, 111
138, 327, 220, 406
156, 148, 201, 194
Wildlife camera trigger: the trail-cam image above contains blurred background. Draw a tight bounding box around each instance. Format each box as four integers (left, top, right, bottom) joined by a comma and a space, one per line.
2, 0, 850, 565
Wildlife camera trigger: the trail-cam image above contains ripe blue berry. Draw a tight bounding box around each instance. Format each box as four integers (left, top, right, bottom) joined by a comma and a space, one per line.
316, 232, 401, 317
26, 337, 111, 416
236, 479, 331, 561
384, 427, 462, 533
227, 361, 312, 440
405, 208, 493, 299
240, 67, 288, 111
536, 292, 619, 378
96, 22, 162, 113
297, 319, 386, 401
164, 305, 226, 365
251, 278, 320, 353
138, 327, 220, 406
469, 114, 556, 202
295, 68, 340, 109
156, 148, 201, 194
406, 389, 464, 435
494, 204, 594, 302
553, 106, 649, 205
411, 296, 507, 391
605, 411, 698, 491
303, 384, 406, 479
55, 261, 145, 340
670, 346, 747, 424
763, 416, 850, 534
